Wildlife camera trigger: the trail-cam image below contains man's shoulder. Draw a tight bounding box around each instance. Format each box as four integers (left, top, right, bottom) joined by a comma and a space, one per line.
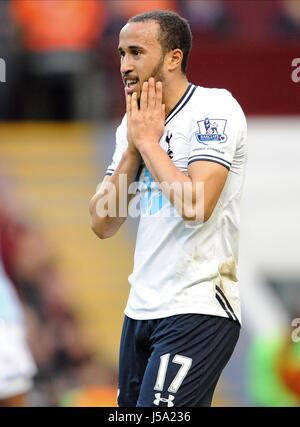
192, 85, 235, 106
190, 85, 246, 123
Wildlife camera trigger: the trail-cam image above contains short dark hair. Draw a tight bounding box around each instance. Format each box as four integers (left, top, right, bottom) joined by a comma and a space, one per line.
128, 10, 192, 74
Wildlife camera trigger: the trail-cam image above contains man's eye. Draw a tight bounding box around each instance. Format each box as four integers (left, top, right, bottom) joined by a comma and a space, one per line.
132, 50, 140, 56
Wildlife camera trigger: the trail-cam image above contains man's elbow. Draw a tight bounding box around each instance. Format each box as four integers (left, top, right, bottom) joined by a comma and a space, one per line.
181, 204, 212, 223
90, 217, 113, 239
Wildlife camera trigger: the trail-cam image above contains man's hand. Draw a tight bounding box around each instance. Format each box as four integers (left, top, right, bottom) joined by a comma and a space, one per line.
126, 77, 165, 152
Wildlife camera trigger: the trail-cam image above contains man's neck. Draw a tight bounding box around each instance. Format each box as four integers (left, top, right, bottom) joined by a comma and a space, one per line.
163, 75, 190, 118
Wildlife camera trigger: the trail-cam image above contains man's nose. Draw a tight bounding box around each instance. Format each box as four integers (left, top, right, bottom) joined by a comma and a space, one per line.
120, 55, 134, 74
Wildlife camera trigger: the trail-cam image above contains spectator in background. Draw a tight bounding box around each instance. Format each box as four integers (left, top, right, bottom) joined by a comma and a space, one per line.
0, 0, 21, 120
0, 248, 37, 406
272, 0, 300, 39
0, 173, 99, 406
178, 0, 234, 38
10, 0, 107, 120
4, 224, 93, 395
0, 181, 37, 406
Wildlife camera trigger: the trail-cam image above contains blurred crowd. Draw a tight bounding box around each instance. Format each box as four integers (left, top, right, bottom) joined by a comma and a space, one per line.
0, 172, 117, 406
0, 0, 300, 121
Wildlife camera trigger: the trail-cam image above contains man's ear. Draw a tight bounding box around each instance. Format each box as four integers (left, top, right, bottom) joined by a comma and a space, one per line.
168, 49, 183, 71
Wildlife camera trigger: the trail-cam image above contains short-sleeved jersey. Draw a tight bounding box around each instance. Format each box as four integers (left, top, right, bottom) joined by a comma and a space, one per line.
105, 84, 247, 323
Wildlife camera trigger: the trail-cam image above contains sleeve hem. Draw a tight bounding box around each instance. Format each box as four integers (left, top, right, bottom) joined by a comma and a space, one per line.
188, 157, 230, 171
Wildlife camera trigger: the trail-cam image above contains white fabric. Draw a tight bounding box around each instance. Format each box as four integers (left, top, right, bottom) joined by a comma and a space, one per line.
0, 322, 36, 399
0, 254, 36, 399
0, 256, 23, 323
106, 85, 247, 323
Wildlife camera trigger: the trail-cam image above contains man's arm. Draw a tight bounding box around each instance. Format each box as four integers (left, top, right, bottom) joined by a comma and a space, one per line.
90, 88, 147, 239
139, 143, 228, 222
89, 148, 141, 239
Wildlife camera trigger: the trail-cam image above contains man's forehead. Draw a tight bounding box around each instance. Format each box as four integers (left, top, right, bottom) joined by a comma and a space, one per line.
119, 21, 160, 48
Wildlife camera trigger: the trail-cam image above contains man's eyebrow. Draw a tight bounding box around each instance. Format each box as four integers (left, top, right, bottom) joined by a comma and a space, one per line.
128, 45, 145, 50
118, 45, 145, 52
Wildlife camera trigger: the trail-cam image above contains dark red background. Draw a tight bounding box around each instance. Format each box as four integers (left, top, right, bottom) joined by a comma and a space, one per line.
190, 40, 300, 115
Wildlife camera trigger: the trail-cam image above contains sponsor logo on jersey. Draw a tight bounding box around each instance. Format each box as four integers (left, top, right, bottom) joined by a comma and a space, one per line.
196, 118, 227, 144
153, 393, 175, 407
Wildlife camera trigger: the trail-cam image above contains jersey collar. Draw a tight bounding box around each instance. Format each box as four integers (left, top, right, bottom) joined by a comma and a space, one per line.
165, 83, 197, 126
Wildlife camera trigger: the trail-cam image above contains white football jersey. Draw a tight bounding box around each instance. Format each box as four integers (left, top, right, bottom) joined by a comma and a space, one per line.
106, 84, 247, 323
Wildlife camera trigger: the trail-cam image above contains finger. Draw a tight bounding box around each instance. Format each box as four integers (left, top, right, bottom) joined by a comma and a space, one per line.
161, 103, 166, 117
155, 81, 163, 109
131, 92, 139, 115
140, 81, 148, 111
125, 89, 131, 117
148, 77, 156, 110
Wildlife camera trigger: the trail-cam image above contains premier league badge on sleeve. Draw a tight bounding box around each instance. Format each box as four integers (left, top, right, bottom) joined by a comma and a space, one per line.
196, 118, 227, 145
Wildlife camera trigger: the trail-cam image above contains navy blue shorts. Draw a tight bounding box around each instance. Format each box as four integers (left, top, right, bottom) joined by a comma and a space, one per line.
118, 313, 240, 407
